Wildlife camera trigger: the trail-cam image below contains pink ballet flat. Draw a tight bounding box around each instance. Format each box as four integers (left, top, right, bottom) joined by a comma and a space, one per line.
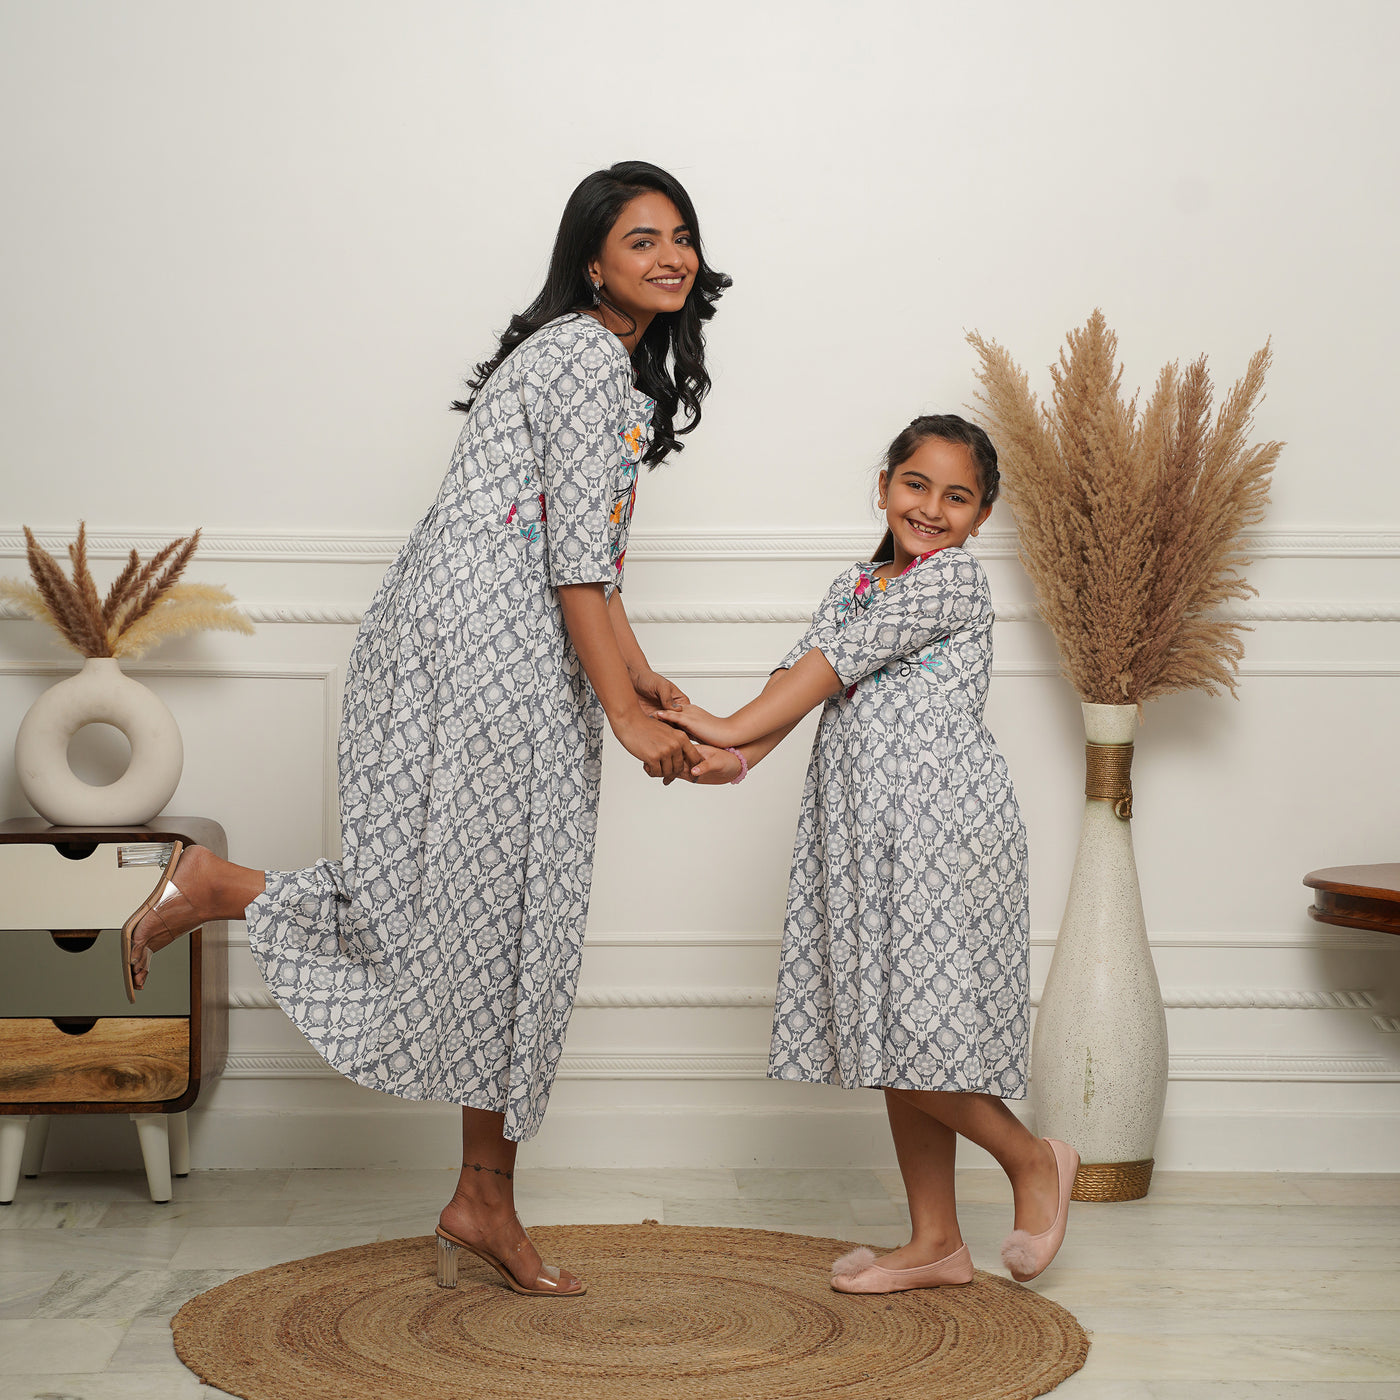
830, 1243, 974, 1293
1000, 1137, 1080, 1282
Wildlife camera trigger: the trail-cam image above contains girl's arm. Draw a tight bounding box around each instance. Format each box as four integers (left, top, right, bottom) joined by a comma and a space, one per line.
660, 649, 842, 750
687, 672, 802, 783
558, 582, 702, 781
608, 588, 690, 714
666, 551, 991, 754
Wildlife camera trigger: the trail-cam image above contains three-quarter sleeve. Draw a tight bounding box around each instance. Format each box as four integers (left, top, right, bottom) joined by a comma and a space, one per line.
525, 324, 632, 588
773, 568, 860, 672
815, 549, 991, 688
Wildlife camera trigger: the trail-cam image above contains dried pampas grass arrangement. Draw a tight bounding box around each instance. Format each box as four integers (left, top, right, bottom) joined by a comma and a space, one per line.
968, 311, 1282, 705
0, 524, 254, 659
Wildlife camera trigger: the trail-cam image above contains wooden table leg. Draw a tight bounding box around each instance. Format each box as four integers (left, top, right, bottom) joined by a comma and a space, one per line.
130, 1115, 172, 1203
0, 1117, 29, 1203
20, 1116, 49, 1179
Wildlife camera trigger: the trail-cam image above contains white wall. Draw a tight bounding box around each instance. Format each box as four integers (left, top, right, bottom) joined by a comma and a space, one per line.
2, 0, 1397, 1173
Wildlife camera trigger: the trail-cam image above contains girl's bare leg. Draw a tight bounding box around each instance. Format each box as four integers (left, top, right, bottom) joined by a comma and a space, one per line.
129, 845, 267, 989
437, 1106, 582, 1292
888, 1088, 1060, 1235
872, 1088, 966, 1269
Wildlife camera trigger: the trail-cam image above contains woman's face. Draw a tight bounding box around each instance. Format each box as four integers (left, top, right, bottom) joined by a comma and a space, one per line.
588, 193, 699, 321
879, 438, 992, 565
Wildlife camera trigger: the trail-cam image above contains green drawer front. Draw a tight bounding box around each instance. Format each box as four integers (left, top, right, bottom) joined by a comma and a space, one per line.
0, 929, 190, 1018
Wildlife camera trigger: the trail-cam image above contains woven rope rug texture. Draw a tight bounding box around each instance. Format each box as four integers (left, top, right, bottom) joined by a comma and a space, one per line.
172, 1223, 1089, 1400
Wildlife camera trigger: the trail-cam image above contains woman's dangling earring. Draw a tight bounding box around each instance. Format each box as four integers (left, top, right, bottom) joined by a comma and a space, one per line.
592, 279, 603, 306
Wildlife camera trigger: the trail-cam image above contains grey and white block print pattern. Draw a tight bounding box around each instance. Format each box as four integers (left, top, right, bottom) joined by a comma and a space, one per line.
768, 548, 1031, 1098
245, 314, 653, 1142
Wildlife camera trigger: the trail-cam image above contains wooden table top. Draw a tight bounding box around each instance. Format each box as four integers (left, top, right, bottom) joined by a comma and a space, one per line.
1304, 863, 1400, 936
1303, 864, 1400, 899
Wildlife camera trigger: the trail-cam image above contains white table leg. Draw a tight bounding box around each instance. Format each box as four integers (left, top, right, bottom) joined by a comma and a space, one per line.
0, 1118, 28, 1204
168, 1112, 190, 1178
20, 1116, 50, 1178
130, 1115, 172, 1203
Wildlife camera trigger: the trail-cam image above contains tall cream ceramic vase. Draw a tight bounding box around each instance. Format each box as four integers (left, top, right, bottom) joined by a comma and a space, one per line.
1030, 702, 1168, 1202
14, 658, 183, 826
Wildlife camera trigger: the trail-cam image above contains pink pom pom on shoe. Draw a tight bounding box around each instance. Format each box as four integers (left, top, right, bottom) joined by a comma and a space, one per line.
999, 1230, 1039, 1276
830, 1246, 876, 1278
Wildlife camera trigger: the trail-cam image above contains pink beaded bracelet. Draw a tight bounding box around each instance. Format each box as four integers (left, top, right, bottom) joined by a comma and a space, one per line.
725, 747, 748, 785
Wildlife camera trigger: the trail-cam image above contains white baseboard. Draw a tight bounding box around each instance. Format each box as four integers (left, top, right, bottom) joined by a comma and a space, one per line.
32, 1104, 1400, 1175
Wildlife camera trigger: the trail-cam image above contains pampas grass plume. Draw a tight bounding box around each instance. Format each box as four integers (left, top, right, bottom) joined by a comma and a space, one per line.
3, 526, 253, 660
968, 312, 1282, 706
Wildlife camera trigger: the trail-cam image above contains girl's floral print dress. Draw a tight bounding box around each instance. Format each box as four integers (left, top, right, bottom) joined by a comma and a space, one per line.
244, 314, 652, 1141
768, 548, 1030, 1099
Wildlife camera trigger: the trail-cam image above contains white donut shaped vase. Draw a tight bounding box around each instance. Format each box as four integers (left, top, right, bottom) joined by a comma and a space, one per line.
14, 658, 183, 825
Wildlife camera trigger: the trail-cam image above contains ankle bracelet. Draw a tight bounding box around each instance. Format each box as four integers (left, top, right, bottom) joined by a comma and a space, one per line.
463, 1162, 513, 1181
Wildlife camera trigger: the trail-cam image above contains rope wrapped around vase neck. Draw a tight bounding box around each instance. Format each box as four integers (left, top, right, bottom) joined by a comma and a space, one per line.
1084, 741, 1134, 820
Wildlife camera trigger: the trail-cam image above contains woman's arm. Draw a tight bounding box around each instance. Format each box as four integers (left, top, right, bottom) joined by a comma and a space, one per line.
608, 589, 690, 713
558, 582, 701, 781
660, 649, 842, 750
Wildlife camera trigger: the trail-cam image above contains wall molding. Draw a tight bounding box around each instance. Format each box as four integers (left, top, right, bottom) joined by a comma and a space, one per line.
4, 526, 1399, 563
224, 926, 1400, 953
220, 1049, 1399, 1083
225, 986, 1382, 1012
7, 598, 1400, 628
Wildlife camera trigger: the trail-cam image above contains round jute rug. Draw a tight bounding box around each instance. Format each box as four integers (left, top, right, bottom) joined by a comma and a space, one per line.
172, 1223, 1089, 1400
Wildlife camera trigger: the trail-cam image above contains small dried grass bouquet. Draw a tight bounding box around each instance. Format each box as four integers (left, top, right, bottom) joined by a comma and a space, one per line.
1, 524, 254, 659
968, 311, 1283, 705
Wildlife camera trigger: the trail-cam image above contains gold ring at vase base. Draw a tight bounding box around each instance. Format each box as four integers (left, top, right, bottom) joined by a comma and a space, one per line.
1071, 1157, 1154, 1202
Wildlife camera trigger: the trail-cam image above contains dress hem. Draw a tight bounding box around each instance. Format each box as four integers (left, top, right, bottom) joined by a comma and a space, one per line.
242, 887, 536, 1139
765, 1065, 1027, 1101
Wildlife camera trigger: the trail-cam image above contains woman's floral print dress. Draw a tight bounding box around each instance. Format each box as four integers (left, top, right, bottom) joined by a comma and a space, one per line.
767, 547, 1031, 1099
244, 314, 652, 1141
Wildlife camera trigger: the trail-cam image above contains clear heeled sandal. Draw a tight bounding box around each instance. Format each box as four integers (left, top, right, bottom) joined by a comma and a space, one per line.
435, 1226, 585, 1297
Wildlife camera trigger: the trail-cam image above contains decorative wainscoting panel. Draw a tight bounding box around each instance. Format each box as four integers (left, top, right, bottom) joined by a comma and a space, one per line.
2, 524, 1397, 1171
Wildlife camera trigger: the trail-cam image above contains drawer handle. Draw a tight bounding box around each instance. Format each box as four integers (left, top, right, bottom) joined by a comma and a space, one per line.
48, 930, 100, 953
52, 1017, 98, 1036
54, 840, 99, 861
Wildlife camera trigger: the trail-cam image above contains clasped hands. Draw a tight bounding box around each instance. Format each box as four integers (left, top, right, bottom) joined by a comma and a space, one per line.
622, 668, 744, 786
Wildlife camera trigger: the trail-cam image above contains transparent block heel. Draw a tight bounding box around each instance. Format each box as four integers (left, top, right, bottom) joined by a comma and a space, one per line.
437, 1234, 459, 1289
117, 842, 177, 868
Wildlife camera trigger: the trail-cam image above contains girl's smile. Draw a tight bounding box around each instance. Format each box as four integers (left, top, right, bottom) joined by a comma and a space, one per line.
879, 437, 993, 574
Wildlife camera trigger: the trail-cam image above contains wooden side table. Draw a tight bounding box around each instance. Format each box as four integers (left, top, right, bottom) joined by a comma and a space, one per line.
1304, 863, 1400, 937
0, 817, 227, 1202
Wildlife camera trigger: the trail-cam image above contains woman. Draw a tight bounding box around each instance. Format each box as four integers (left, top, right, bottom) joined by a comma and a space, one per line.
121, 160, 731, 1297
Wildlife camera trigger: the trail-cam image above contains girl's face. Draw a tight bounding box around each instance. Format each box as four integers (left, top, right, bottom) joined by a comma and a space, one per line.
588, 193, 699, 322
879, 437, 992, 567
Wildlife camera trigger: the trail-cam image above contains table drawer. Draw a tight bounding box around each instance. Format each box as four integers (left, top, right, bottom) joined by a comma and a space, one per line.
0, 840, 178, 928
0, 1017, 190, 1102
0, 929, 189, 1017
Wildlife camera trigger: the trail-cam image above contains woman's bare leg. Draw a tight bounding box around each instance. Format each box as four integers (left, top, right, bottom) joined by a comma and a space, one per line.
437, 1106, 582, 1292
129, 845, 267, 989
872, 1088, 965, 1269
888, 1088, 1060, 1235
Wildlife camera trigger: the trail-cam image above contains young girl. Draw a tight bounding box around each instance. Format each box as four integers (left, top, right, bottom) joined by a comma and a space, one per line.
668, 415, 1078, 1290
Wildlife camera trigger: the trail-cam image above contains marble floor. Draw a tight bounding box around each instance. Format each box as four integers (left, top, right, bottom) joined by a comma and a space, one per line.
0, 1166, 1396, 1399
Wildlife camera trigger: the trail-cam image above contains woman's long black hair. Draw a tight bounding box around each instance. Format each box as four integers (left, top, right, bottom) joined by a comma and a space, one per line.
452, 161, 731, 467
